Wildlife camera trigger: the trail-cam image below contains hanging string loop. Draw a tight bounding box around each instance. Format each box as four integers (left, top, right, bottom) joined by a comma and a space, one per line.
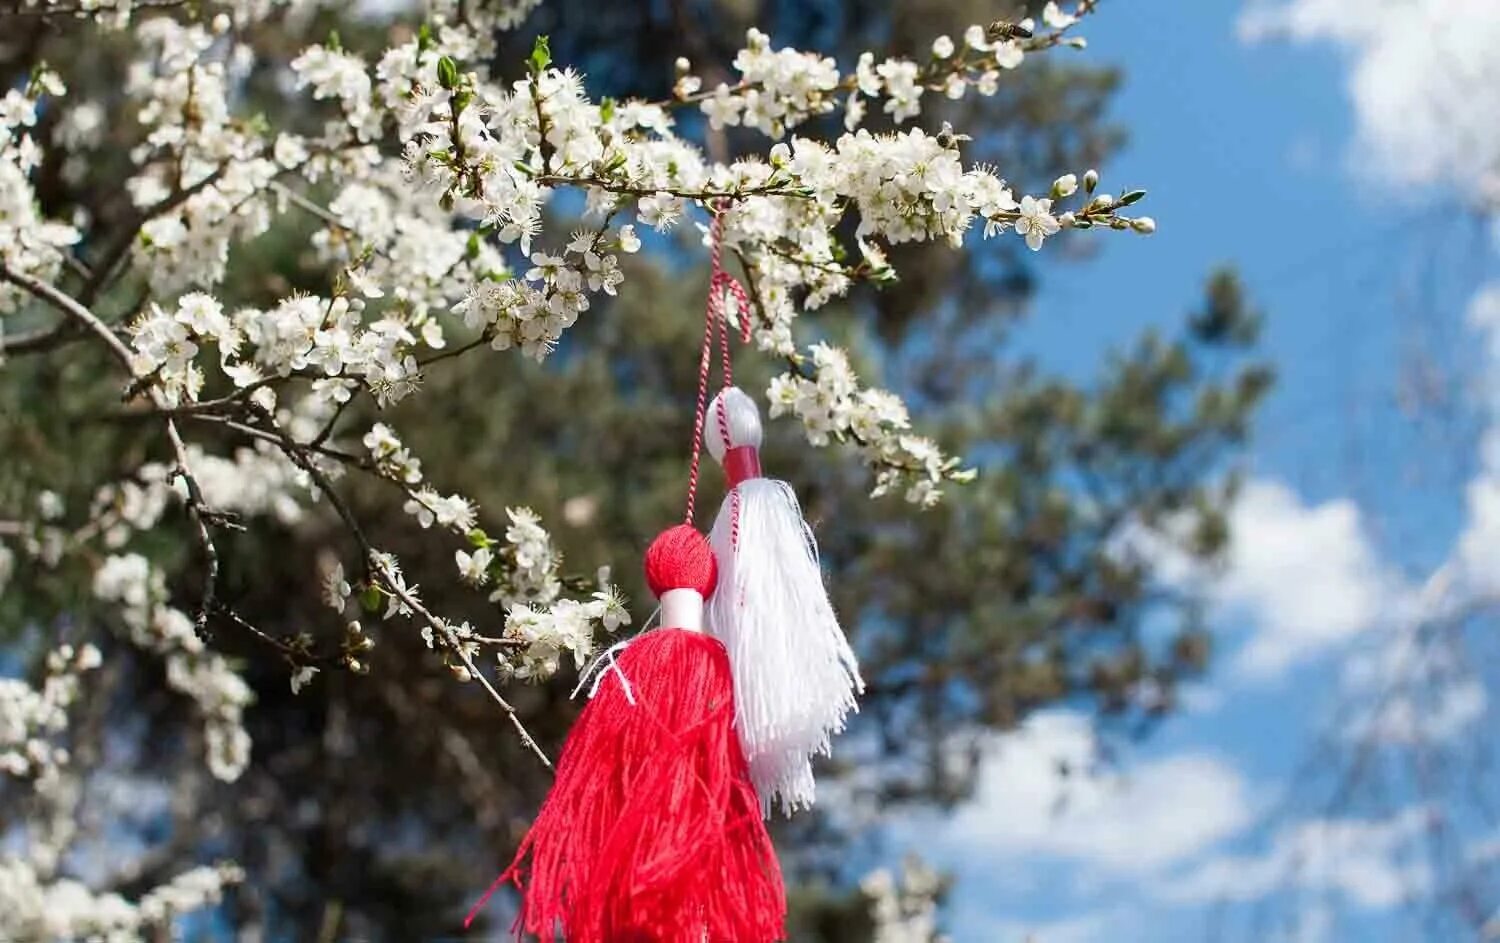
683, 200, 752, 524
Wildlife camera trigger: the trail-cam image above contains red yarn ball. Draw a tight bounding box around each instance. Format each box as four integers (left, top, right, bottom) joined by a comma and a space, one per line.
643, 525, 718, 598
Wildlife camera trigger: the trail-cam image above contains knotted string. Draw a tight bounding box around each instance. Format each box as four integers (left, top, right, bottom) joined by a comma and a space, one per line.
683, 202, 752, 525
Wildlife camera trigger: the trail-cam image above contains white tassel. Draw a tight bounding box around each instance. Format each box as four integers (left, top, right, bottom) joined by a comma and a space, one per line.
706, 387, 863, 815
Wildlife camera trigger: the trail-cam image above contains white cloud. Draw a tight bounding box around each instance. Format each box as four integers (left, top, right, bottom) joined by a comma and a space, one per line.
1120, 478, 1397, 680
1456, 475, 1500, 591
1454, 286, 1500, 593
958, 907, 1123, 943
1167, 472, 1482, 736
1219, 481, 1398, 678
1239, 0, 1500, 196
1355, 673, 1486, 744
1338, 573, 1490, 744
1162, 807, 1434, 910
930, 712, 1252, 876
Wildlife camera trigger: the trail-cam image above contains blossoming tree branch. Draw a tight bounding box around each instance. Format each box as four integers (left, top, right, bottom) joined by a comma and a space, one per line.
0, 0, 1151, 932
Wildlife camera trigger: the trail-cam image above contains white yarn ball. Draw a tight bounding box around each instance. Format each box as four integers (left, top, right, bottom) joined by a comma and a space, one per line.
706, 386, 763, 460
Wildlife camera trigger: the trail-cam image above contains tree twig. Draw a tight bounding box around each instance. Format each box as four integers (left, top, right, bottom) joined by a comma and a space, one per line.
0, 0, 187, 15
242, 409, 555, 771
375, 557, 554, 771
164, 417, 240, 643
0, 263, 134, 367
0, 320, 85, 356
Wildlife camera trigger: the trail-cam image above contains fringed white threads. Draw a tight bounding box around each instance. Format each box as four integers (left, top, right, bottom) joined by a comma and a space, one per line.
571, 637, 638, 705
706, 387, 863, 815
569, 606, 661, 706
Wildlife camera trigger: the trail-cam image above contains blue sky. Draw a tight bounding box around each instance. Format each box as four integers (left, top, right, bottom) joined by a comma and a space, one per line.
899, 3, 1500, 941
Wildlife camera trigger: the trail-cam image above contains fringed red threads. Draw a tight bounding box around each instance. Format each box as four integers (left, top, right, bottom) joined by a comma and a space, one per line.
705, 387, 864, 816
470, 526, 786, 943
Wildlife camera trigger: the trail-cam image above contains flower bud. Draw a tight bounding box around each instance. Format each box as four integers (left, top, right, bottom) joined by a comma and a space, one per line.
1131, 217, 1157, 234
1083, 169, 1099, 193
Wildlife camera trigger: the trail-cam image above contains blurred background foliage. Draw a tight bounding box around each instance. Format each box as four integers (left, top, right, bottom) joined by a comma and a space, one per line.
0, 0, 1270, 938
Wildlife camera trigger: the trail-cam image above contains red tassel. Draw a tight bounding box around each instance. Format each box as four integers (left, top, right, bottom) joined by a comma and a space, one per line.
467, 526, 786, 942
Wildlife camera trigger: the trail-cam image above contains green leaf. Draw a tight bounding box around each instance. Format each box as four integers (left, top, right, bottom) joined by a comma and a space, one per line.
1118, 189, 1147, 206
529, 35, 552, 73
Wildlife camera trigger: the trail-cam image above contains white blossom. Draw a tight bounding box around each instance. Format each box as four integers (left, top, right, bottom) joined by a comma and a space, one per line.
0, 76, 80, 314
290, 665, 319, 694
323, 562, 352, 610
1044, 2, 1080, 29
1015, 195, 1062, 251
863, 856, 951, 943
456, 546, 493, 585
92, 553, 253, 782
